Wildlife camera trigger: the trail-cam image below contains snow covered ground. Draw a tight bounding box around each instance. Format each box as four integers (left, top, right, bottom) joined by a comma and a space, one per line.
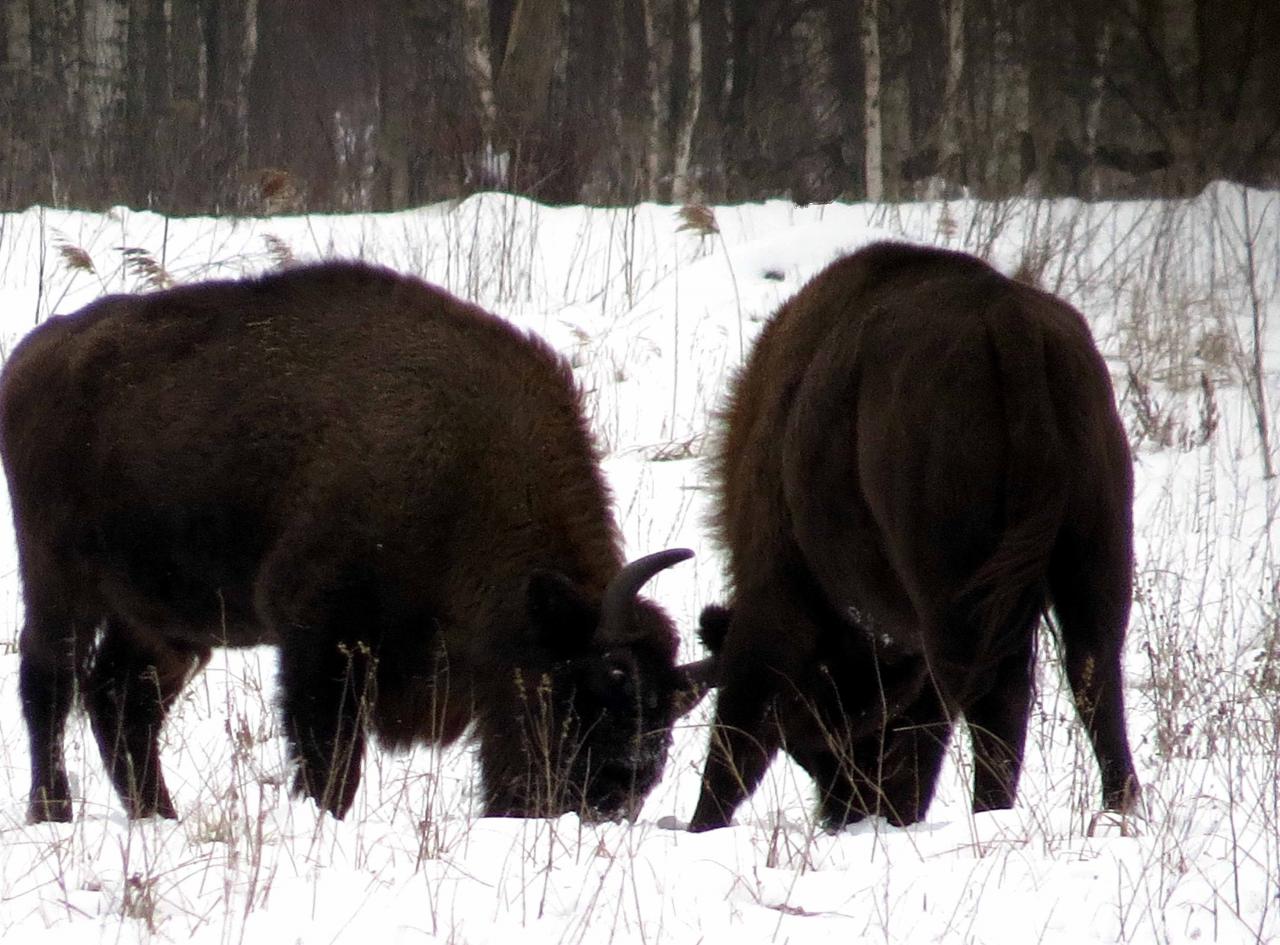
0, 186, 1276, 943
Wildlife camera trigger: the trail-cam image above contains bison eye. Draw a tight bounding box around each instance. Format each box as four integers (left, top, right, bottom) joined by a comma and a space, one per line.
608, 667, 626, 683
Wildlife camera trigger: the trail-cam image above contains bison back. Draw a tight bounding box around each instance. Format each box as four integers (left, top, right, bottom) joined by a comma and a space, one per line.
723, 242, 1127, 683
0, 262, 621, 650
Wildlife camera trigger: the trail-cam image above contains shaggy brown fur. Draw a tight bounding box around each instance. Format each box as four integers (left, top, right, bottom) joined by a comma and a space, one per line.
1, 261, 706, 823
690, 241, 1140, 831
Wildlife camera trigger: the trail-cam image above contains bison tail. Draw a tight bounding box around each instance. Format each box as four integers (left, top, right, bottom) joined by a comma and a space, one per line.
959, 305, 1070, 673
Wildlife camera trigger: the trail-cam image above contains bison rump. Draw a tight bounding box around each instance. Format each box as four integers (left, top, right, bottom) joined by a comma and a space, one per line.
690, 241, 1139, 831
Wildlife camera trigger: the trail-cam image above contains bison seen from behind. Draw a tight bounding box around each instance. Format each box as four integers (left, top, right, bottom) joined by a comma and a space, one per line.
1, 261, 707, 823
690, 241, 1140, 831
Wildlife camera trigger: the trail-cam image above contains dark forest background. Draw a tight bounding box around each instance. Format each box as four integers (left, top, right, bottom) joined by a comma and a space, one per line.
3, 0, 1279, 214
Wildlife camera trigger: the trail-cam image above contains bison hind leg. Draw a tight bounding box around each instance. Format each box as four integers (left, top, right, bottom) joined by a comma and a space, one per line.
19, 616, 87, 822
965, 628, 1036, 813
1049, 529, 1141, 813
84, 620, 205, 819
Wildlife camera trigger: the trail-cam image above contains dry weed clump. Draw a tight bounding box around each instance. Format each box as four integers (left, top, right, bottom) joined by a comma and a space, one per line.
55, 238, 96, 275
117, 246, 173, 289
1123, 366, 1220, 450
262, 233, 296, 269
675, 204, 720, 260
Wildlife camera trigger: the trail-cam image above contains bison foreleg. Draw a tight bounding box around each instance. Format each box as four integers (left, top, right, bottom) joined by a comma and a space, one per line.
690, 599, 825, 832
85, 622, 199, 819
866, 682, 955, 827
689, 679, 784, 832
279, 636, 374, 820
786, 734, 875, 831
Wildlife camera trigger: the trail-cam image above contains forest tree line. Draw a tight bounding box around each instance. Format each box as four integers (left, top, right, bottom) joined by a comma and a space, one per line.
2, 0, 1279, 214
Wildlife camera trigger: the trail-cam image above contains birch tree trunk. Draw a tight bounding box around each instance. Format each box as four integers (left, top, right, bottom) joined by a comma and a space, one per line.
937, 0, 965, 191
2, 3, 31, 68
495, 0, 561, 144
861, 0, 884, 201
217, 0, 259, 210
71, 1, 124, 132
26, 0, 76, 203
460, 0, 501, 186
990, 2, 1030, 193
671, 0, 702, 203
1162, 0, 1200, 183
493, 0, 563, 193
1084, 22, 1112, 198
639, 0, 667, 198
169, 0, 203, 200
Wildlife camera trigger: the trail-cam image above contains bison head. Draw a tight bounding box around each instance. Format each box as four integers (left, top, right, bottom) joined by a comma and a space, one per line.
480, 549, 714, 820
693, 601, 928, 829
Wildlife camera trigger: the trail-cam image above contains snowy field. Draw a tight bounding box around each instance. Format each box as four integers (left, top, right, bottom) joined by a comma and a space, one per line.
0, 186, 1276, 943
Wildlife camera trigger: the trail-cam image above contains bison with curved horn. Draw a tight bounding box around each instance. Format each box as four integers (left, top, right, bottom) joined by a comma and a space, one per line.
0, 260, 710, 823
690, 241, 1140, 831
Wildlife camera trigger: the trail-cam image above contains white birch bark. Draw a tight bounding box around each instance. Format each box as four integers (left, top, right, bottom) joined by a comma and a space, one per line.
937, 0, 965, 189
80, 0, 127, 135
671, 0, 702, 203
237, 0, 258, 171
861, 0, 883, 201
640, 0, 665, 198
1084, 22, 1112, 198
461, 0, 500, 183
990, 3, 1029, 192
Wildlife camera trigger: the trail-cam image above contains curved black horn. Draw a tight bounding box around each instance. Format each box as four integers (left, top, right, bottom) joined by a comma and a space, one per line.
677, 656, 718, 688
671, 657, 718, 718
600, 547, 693, 639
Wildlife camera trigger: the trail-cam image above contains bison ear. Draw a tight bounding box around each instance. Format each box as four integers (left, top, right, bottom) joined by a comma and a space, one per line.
526, 570, 597, 654
698, 604, 733, 653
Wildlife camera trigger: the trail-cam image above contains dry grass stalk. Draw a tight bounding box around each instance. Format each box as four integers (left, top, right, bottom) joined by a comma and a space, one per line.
117, 247, 173, 289
55, 240, 96, 275
263, 233, 296, 269
675, 204, 720, 237
936, 203, 959, 241
647, 435, 702, 462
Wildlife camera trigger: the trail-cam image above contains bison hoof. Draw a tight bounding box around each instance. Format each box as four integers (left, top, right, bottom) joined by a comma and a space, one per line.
1112, 778, 1145, 817
123, 784, 178, 820
971, 796, 1017, 815
885, 811, 924, 828
1086, 808, 1143, 837
29, 797, 74, 823
687, 815, 732, 833
290, 771, 352, 820
1090, 778, 1145, 835
28, 784, 74, 823
818, 810, 870, 833
132, 799, 179, 820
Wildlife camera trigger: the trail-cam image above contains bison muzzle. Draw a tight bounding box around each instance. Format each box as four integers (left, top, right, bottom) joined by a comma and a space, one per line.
690, 241, 1140, 831
0, 261, 709, 823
